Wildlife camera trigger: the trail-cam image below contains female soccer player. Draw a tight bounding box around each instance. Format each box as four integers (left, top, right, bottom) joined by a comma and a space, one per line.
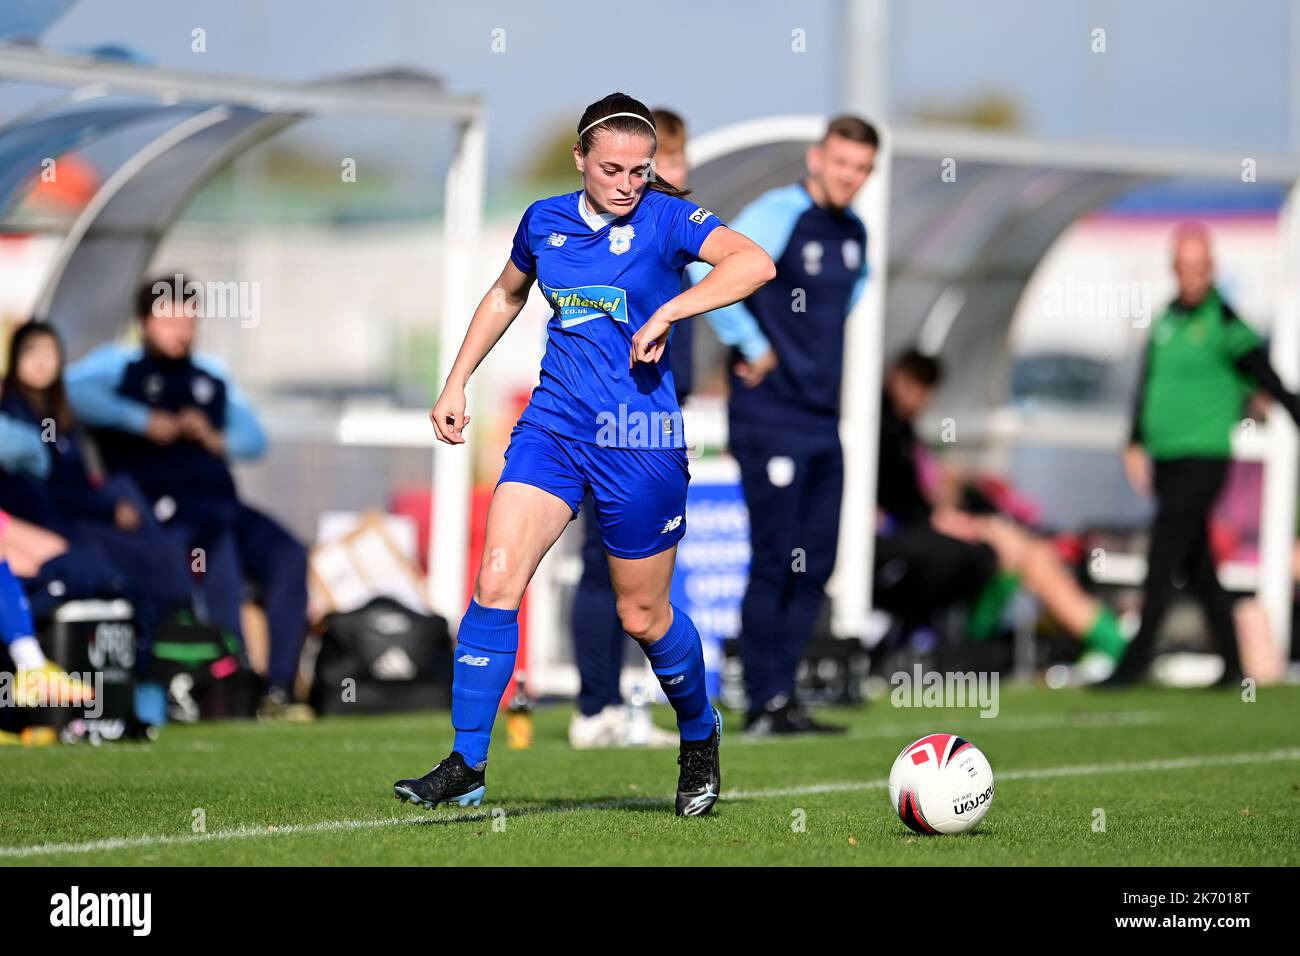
393, 92, 775, 816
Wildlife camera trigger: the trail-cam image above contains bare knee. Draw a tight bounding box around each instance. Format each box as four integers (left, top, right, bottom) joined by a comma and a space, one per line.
617, 597, 669, 643
1019, 539, 1056, 589
986, 520, 1030, 573
473, 561, 525, 610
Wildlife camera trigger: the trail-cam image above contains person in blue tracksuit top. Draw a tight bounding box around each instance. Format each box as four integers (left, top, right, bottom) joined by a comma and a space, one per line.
64, 280, 309, 720
392, 92, 775, 816
568, 106, 696, 750
688, 115, 879, 736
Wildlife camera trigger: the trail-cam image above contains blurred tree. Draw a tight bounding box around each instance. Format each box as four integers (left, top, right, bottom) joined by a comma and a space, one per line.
908, 92, 1023, 130
524, 119, 581, 185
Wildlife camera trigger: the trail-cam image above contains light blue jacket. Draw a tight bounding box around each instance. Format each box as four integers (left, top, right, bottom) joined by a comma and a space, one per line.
64, 344, 268, 460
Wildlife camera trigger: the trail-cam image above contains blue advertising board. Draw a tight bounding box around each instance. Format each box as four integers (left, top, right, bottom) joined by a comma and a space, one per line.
669, 458, 749, 700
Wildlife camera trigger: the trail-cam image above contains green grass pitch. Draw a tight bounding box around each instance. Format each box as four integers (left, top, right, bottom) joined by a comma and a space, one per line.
2, 685, 1297, 866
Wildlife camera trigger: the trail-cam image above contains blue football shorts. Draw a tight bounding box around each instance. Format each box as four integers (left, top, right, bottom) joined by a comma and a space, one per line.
496, 422, 688, 559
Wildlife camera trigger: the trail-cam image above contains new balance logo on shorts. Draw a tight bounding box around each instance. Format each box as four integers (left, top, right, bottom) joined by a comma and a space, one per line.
457, 654, 490, 667
660, 515, 683, 534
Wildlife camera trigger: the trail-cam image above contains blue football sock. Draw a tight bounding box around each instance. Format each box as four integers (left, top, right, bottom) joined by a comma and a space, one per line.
451, 599, 519, 771
0, 559, 35, 646
642, 604, 713, 741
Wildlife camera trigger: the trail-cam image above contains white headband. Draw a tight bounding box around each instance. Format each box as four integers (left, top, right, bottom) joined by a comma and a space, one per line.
579, 111, 656, 139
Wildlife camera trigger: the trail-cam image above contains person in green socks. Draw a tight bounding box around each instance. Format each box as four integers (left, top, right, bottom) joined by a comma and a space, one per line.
875, 349, 1128, 666
1108, 223, 1300, 687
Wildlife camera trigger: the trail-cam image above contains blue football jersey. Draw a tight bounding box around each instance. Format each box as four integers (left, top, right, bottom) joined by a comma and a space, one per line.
509, 188, 723, 449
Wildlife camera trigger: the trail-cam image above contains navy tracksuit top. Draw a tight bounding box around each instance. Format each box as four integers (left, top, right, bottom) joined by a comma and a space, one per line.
95, 353, 237, 503
691, 181, 868, 433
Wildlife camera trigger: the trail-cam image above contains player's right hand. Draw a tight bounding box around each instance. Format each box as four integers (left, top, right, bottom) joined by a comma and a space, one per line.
430, 388, 471, 445
1123, 443, 1150, 496
734, 347, 778, 388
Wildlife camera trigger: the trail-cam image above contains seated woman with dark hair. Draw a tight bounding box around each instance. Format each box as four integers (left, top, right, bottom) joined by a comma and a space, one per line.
0, 321, 194, 658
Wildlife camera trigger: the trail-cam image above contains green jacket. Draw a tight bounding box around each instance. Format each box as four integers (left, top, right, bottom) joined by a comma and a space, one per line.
1130, 287, 1288, 460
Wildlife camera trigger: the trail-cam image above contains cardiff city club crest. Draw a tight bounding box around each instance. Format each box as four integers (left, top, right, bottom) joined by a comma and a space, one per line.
608, 224, 635, 255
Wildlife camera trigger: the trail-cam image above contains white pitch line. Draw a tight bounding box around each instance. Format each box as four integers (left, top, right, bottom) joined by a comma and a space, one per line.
724, 746, 1300, 799
2, 747, 1298, 860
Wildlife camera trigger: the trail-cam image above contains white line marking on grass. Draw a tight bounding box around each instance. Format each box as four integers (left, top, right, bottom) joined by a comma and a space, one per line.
730, 710, 1170, 746
3, 747, 1297, 860
726, 747, 1300, 799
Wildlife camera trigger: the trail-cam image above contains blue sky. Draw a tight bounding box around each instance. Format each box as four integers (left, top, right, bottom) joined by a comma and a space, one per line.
6, 0, 1296, 184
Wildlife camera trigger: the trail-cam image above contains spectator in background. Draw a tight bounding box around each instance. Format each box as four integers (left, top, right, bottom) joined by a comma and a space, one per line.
567, 107, 692, 750
64, 277, 310, 720
689, 115, 878, 736
1114, 224, 1300, 686
876, 349, 1129, 672
0, 321, 194, 664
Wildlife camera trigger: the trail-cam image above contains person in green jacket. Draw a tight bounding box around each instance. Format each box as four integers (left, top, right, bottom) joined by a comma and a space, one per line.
1110, 223, 1300, 686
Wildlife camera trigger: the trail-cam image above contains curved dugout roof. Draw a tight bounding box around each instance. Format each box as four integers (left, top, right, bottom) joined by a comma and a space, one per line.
0, 98, 267, 358
689, 116, 1300, 654
688, 119, 1300, 415
0, 44, 486, 623
0, 103, 205, 218
33, 105, 298, 358
0, 45, 478, 359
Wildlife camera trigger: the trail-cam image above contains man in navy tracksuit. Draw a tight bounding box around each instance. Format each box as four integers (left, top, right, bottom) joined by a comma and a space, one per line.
65, 277, 309, 718
689, 116, 878, 735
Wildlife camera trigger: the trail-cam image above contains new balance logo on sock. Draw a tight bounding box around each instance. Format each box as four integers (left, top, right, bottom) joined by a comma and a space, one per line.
457, 654, 490, 667
664, 674, 686, 685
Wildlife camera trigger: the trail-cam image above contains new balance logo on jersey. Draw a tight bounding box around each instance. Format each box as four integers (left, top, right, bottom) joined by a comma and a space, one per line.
660, 515, 683, 534
689, 207, 714, 224
547, 232, 567, 247
457, 654, 490, 667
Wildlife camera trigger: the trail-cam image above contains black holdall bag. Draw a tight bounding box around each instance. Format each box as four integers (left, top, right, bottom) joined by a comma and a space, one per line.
150, 611, 260, 722
311, 596, 452, 715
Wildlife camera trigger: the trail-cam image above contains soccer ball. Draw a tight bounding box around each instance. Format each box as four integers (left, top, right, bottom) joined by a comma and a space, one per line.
888, 733, 994, 835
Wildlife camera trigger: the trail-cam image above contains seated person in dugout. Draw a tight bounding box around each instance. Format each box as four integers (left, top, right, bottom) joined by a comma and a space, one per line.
64, 277, 310, 719
874, 349, 1127, 667
0, 320, 195, 666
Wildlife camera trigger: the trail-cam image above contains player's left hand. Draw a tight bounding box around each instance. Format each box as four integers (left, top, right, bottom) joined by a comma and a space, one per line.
630, 312, 672, 369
